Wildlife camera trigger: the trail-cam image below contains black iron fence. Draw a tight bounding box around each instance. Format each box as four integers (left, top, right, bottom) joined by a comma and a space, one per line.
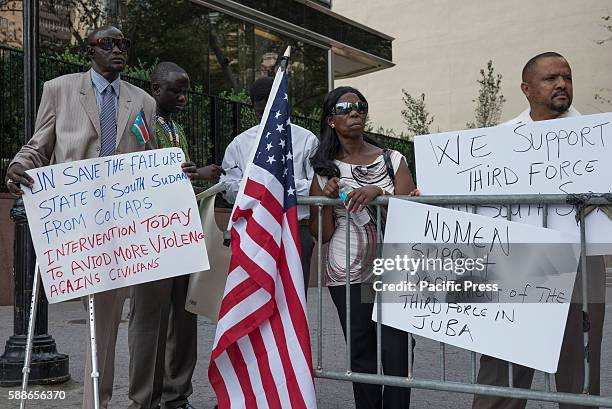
0, 45, 414, 192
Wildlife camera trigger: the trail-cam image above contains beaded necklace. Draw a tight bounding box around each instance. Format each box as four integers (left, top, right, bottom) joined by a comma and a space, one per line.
155, 114, 180, 147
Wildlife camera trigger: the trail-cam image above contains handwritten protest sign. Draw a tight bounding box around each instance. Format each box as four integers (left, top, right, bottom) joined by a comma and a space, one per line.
413, 112, 612, 254
373, 199, 580, 373
21, 148, 209, 303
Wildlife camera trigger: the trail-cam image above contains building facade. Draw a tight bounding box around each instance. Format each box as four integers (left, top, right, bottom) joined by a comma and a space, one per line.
0, 0, 396, 305
333, 0, 612, 135
0, 0, 394, 115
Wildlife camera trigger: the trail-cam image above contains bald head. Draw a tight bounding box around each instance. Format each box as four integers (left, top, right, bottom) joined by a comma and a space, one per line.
151, 62, 187, 85
521, 52, 566, 83
86, 25, 122, 45
520, 52, 573, 121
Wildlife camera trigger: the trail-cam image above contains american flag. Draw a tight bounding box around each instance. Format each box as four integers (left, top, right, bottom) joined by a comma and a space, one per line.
208, 55, 317, 409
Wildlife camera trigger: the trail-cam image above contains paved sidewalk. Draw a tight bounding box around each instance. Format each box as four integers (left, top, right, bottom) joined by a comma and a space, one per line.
0, 289, 611, 409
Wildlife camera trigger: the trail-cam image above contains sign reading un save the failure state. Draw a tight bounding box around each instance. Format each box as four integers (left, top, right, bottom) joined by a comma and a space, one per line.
21, 148, 210, 303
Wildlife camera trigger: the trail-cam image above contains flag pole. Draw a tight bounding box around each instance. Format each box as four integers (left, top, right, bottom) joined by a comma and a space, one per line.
227, 46, 292, 231
280, 46, 291, 70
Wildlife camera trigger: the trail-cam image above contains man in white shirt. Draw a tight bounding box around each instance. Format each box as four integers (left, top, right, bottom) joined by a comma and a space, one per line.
473, 52, 605, 409
220, 77, 319, 295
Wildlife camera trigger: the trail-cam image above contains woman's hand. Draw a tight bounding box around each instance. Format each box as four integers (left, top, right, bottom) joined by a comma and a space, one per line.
409, 188, 420, 196
346, 185, 383, 213
181, 162, 224, 181
322, 177, 340, 198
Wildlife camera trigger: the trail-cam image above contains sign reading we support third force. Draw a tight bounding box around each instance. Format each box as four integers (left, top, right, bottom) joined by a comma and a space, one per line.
21, 148, 209, 303
414, 112, 612, 254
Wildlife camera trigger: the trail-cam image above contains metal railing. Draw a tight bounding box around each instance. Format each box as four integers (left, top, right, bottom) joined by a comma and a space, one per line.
298, 193, 612, 408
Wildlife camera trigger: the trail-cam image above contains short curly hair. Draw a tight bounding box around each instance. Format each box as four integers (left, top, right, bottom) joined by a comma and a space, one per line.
151, 62, 187, 85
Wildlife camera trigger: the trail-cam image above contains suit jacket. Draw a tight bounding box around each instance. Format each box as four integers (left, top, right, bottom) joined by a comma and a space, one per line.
10, 69, 157, 170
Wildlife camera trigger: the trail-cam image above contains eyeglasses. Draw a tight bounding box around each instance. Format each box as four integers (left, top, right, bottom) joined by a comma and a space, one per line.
90, 37, 131, 52
332, 101, 368, 115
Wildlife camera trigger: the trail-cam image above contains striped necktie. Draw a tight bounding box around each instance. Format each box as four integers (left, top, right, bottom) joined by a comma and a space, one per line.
99, 85, 117, 157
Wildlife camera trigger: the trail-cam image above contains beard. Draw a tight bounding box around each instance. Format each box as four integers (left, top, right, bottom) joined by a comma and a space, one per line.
549, 91, 571, 113
550, 99, 571, 113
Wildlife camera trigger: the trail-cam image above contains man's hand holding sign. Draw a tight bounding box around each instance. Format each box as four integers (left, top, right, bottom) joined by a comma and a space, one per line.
21, 148, 209, 303
411, 52, 606, 408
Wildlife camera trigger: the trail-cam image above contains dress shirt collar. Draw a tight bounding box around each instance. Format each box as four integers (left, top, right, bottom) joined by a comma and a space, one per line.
91, 68, 121, 96
509, 105, 580, 124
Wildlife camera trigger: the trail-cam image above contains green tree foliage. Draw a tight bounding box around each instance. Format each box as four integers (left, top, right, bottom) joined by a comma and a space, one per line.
218, 89, 258, 131
40, 0, 106, 53
123, 58, 158, 81
400, 91, 434, 138
466, 60, 505, 129
52, 48, 90, 66
365, 122, 408, 140
122, 0, 211, 88
48, 47, 155, 81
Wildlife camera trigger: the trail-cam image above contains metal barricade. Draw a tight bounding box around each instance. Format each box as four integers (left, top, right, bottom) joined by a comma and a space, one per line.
298, 193, 612, 408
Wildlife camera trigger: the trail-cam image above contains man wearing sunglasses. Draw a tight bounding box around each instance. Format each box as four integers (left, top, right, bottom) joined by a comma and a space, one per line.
5, 25, 157, 409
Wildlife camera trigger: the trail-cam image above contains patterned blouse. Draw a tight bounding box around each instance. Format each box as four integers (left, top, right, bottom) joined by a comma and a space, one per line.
316, 150, 406, 286
154, 114, 190, 162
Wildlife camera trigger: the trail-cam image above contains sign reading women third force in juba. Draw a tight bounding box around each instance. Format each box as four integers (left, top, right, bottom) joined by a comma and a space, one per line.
413, 112, 612, 254
375, 199, 580, 373
21, 148, 209, 303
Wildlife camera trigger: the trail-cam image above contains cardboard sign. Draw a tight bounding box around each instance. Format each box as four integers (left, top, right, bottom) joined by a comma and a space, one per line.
185, 182, 231, 322
373, 199, 580, 373
22, 148, 209, 303
413, 113, 612, 254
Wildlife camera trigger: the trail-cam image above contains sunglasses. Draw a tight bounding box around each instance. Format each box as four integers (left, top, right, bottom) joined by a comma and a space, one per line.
332, 101, 368, 115
90, 37, 131, 52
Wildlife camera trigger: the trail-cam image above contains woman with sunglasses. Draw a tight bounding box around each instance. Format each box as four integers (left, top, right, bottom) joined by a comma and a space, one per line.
310, 86, 418, 409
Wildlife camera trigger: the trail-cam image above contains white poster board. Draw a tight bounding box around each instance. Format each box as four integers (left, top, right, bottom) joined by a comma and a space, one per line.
22, 148, 209, 303
373, 199, 580, 373
413, 113, 612, 254
185, 182, 231, 322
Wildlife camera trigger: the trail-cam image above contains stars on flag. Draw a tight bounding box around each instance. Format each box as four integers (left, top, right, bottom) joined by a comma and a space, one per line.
250, 69, 297, 209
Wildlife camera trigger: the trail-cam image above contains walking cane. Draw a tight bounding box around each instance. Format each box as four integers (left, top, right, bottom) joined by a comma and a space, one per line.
88, 295, 101, 409
19, 261, 40, 409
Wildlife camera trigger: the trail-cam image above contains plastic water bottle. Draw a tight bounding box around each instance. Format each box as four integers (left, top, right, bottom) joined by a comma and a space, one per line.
338, 181, 371, 226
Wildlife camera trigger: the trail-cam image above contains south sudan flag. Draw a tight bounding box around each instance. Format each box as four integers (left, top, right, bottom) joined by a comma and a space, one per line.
131, 110, 150, 145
